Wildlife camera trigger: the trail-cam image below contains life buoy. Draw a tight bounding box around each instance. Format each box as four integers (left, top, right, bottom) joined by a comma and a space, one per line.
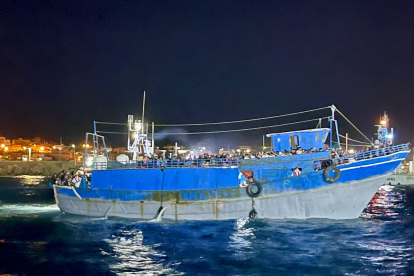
323, 165, 341, 183
246, 180, 263, 198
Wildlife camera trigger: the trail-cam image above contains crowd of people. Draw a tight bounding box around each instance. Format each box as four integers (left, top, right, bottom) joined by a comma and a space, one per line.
53, 170, 83, 187
126, 146, 333, 169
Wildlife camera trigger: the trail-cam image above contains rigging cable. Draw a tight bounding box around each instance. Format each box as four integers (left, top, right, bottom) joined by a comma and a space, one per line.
95, 121, 127, 126
96, 117, 330, 135
155, 106, 330, 126
335, 108, 374, 146
338, 134, 372, 145
94, 106, 330, 127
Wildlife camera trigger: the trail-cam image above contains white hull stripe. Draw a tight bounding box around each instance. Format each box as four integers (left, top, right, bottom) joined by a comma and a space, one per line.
339, 157, 406, 171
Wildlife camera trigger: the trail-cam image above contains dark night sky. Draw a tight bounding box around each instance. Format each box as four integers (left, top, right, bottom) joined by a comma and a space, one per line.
1, 0, 414, 149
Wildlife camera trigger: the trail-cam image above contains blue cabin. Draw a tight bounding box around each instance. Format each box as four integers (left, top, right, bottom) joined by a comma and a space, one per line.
267, 128, 330, 152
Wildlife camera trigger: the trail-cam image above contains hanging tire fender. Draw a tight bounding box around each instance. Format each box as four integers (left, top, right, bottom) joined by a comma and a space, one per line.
323, 165, 341, 183
246, 180, 263, 198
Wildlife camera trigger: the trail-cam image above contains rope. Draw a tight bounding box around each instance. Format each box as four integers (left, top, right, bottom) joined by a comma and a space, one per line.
155, 106, 330, 126
335, 108, 374, 146
152, 117, 329, 135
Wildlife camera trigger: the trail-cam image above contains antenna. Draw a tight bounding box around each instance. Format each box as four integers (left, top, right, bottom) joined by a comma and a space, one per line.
142, 91, 146, 135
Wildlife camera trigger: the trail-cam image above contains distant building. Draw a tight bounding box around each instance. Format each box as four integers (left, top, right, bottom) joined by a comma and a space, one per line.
7, 145, 24, 152
0, 136, 11, 146
12, 138, 31, 146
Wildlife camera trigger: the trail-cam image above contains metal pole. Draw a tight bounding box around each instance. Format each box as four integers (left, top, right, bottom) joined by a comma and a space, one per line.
141, 91, 146, 135
329, 120, 332, 149
74, 148, 76, 166
262, 135, 265, 150
345, 133, 348, 152
152, 122, 155, 153
330, 105, 335, 149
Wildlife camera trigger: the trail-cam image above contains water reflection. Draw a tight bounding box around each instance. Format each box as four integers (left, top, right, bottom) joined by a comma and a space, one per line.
361, 185, 407, 220
0, 176, 54, 204
16, 175, 49, 185
102, 226, 184, 275
358, 185, 414, 275
358, 238, 414, 274
228, 218, 254, 255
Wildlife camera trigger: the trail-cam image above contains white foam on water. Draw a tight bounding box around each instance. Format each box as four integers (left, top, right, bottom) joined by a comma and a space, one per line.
0, 203, 60, 216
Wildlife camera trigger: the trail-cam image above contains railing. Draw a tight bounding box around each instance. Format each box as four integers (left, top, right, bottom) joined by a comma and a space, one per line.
353, 144, 409, 161
333, 144, 409, 164
91, 144, 409, 170
92, 158, 240, 170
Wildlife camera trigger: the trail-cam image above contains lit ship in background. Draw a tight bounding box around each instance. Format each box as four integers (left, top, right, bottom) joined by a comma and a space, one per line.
51, 104, 410, 220
375, 112, 414, 186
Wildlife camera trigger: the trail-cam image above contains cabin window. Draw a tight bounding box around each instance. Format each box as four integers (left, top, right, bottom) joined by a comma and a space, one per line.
322, 131, 329, 143
290, 135, 299, 150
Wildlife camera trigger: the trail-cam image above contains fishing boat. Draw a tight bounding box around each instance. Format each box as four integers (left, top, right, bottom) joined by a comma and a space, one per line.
51, 105, 410, 220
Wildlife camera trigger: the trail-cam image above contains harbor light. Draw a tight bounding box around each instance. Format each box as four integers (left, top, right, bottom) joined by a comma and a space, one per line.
53, 146, 56, 149
23, 146, 27, 150
71, 144, 75, 148
387, 134, 393, 139
85, 156, 94, 167
348, 149, 355, 154
4, 147, 9, 151
380, 120, 386, 125
40, 146, 45, 151
0, 144, 4, 148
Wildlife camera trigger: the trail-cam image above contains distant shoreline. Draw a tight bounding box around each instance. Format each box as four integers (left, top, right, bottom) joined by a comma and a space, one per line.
0, 161, 80, 177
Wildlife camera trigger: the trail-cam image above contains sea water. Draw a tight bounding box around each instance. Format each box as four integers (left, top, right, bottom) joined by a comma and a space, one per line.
0, 176, 413, 275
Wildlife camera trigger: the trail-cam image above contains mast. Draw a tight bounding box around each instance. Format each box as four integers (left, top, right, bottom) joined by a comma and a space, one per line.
142, 91, 146, 135
330, 105, 340, 150
152, 122, 155, 154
